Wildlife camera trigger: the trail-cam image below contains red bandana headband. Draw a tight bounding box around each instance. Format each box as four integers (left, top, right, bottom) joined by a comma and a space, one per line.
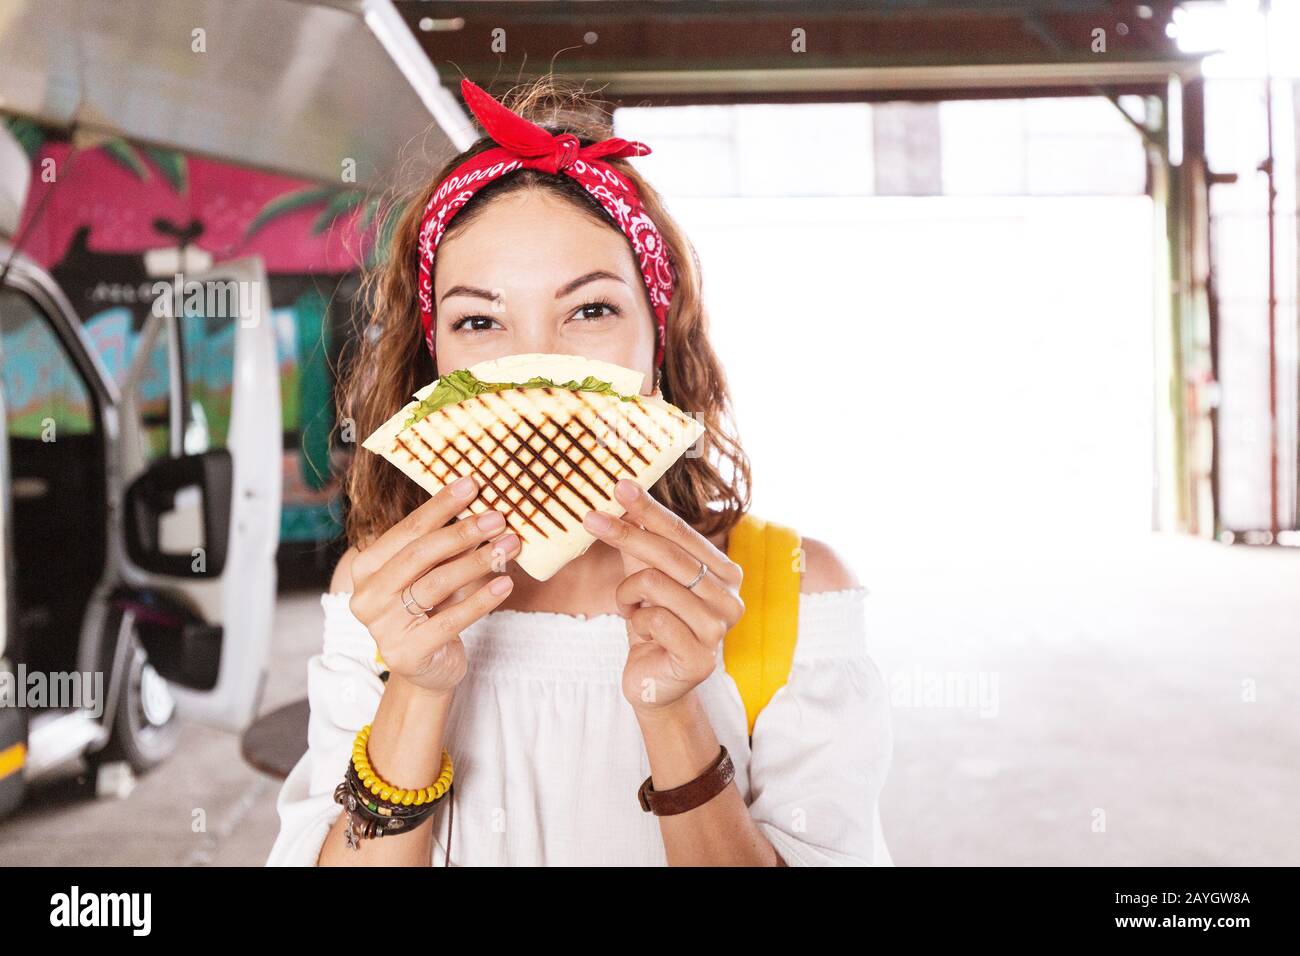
417, 78, 675, 368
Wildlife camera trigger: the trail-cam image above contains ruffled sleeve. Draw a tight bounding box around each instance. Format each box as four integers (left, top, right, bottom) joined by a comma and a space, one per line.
265, 593, 386, 866
743, 587, 894, 866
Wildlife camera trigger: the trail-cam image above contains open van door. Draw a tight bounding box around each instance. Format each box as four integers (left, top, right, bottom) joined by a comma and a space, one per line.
115, 257, 281, 735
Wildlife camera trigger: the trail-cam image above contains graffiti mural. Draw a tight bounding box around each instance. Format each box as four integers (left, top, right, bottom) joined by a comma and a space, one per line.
5, 122, 380, 551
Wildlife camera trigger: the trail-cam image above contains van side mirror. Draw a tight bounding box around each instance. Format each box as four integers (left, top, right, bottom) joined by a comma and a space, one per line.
123, 450, 232, 578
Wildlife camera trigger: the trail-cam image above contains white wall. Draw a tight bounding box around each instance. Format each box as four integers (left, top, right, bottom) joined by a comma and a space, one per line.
666, 195, 1155, 572
618, 97, 1154, 575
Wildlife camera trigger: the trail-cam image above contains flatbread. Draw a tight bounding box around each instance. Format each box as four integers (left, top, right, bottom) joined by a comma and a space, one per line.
362, 355, 704, 580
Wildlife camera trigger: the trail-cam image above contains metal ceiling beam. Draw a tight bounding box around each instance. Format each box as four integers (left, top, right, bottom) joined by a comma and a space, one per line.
571, 59, 1204, 99
402, 0, 1128, 20
397, 0, 1200, 104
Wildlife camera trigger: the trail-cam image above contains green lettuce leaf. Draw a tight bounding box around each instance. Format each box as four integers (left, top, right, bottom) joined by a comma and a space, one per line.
404, 369, 637, 427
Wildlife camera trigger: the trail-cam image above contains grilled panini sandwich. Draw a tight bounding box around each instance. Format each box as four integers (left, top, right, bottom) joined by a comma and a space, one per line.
362, 353, 704, 580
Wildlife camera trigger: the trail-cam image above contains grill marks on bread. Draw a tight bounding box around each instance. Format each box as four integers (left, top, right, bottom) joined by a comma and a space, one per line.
390, 387, 677, 541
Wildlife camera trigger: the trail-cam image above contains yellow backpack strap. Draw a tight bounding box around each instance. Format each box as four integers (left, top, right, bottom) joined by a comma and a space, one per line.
723, 513, 802, 738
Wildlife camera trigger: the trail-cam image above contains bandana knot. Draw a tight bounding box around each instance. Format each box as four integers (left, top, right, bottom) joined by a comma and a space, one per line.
551, 133, 580, 172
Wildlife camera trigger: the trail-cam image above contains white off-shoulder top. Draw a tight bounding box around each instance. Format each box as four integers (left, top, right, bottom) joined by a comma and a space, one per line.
265, 587, 894, 866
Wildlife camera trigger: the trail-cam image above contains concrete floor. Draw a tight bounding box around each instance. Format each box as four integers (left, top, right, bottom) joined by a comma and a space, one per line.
1, 532, 1296, 866
865, 533, 1300, 866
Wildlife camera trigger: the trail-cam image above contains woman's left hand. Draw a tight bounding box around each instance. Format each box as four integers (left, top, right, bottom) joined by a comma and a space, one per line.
583, 479, 745, 717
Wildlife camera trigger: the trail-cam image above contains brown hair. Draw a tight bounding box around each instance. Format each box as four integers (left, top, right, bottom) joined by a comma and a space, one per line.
339, 76, 751, 550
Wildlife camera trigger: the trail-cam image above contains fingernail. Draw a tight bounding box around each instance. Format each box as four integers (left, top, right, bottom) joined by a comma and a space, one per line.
489, 576, 514, 596
451, 475, 477, 498
615, 479, 639, 503
492, 533, 520, 554
584, 510, 611, 532
478, 511, 506, 532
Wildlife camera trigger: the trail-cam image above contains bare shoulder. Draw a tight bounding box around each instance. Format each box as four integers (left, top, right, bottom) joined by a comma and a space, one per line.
799, 535, 861, 594
329, 546, 360, 594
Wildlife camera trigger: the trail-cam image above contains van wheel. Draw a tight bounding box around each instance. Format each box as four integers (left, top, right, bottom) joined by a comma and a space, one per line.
94, 611, 182, 774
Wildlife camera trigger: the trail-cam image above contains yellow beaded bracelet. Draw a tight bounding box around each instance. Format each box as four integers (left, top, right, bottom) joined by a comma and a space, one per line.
351, 724, 454, 807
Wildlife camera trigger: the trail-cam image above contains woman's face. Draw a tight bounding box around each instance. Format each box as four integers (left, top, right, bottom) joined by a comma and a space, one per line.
433, 189, 657, 395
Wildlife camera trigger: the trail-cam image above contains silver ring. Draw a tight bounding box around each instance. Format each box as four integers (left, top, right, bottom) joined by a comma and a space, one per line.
401, 583, 436, 616
683, 560, 708, 591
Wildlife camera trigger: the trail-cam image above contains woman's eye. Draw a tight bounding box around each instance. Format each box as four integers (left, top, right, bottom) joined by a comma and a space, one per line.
451, 315, 501, 332
570, 301, 621, 322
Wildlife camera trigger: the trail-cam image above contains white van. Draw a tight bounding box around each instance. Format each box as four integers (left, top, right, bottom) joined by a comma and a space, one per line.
0, 137, 282, 818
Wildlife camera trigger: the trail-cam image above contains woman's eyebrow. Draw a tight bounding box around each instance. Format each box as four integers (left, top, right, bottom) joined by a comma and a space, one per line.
555, 270, 626, 298
440, 284, 500, 304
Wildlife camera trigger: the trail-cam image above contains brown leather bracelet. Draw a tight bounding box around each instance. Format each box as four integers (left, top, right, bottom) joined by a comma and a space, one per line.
637, 745, 735, 816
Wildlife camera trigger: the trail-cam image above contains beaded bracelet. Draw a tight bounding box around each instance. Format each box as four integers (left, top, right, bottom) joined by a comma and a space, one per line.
343, 762, 442, 819
351, 723, 454, 807
333, 724, 455, 851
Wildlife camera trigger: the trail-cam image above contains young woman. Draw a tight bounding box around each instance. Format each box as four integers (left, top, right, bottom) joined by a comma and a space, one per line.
267, 77, 893, 867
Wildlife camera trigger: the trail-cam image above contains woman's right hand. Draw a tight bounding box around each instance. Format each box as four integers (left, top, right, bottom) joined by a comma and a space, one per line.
347, 474, 519, 696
